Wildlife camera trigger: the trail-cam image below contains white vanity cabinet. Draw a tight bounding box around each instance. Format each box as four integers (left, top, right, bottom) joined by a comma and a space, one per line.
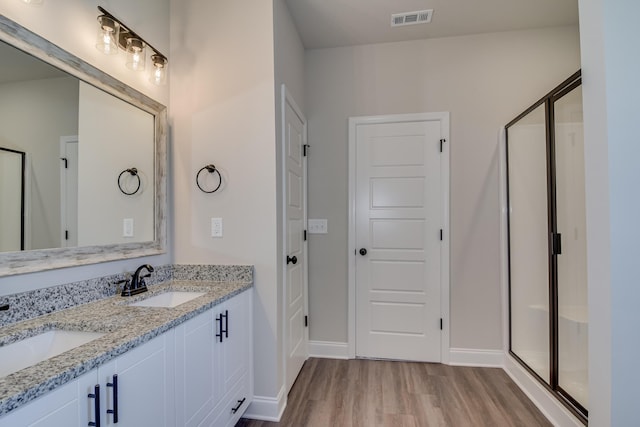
175, 290, 253, 427
0, 333, 174, 427
0, 288, 252, 427
97, 332, 175, 426
0, 370, 97, 427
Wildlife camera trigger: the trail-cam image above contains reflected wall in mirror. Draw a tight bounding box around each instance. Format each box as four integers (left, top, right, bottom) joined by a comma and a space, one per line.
0, 15, 167, 277
0, 40, 154, 251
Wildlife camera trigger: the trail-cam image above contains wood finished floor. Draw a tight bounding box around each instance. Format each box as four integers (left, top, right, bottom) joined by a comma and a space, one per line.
236, 358, 551, 427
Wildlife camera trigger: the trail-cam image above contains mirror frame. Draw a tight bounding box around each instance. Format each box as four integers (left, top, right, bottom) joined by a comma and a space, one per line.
0, 15, 167, 277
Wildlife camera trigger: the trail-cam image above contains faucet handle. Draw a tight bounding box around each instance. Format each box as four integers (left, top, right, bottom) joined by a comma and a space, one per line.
138, 273, 151, 287
114, 279, 130, 293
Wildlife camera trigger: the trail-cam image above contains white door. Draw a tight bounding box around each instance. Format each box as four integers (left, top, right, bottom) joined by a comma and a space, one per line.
282, 85, 308, 393
60, 136, 78, 247
353, 114, 447, 362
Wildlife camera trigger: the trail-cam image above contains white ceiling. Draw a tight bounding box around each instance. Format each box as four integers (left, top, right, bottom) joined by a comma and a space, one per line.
284, 0, 579, 49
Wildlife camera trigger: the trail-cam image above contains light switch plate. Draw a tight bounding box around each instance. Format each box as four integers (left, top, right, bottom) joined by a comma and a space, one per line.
211, 218, 223, 237
308, 219, 328, 234
123, 218, 134, 237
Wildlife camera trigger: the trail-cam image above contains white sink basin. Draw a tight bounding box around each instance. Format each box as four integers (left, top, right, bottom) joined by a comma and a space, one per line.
129, 291, 206, 308
0, 330, 105, 378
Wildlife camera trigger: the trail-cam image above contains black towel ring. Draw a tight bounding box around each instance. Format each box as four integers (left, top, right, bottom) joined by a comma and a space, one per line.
118, 168, 141, 195
196, 164, 222, 193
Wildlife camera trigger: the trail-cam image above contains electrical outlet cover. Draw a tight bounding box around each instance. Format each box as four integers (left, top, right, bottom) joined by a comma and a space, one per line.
308, 219, 328, 234
211, 217, 223, 237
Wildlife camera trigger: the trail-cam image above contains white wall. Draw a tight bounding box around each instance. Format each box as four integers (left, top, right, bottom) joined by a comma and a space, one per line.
305, 26, 581, 349
77, 82, 154, 246
0, 1, 170, 295
578, 0, 640, 425
169, 0, 281, 413
0, 76, 78, 250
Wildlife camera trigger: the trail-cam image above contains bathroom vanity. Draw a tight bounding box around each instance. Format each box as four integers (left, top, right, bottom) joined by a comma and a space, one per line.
0, 278, 253, 427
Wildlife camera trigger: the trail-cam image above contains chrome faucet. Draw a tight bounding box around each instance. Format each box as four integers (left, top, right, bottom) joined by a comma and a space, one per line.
121, 264, 154, 297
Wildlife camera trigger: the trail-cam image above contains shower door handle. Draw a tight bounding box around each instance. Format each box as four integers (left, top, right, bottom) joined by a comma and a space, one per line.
551, 233, 562, 255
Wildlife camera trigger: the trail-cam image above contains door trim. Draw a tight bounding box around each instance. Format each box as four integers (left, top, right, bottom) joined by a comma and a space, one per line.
280, 84, 309, 393
347, 112, 450, 362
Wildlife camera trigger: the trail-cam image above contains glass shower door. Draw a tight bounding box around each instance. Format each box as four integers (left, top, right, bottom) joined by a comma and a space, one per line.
553, 84, 588, 411
507, 103, 550, 383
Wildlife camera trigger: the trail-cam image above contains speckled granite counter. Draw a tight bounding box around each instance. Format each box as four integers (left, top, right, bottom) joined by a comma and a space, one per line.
0, 279, 252, 416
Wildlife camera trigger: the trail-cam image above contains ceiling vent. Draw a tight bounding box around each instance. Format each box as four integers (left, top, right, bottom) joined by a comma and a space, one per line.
391, 9, 433, 27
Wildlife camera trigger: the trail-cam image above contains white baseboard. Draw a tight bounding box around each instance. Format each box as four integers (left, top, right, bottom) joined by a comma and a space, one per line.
243, 386, 286, 422
308, 340, 349, 359
504, 355, 583, 427
448, 348, 505, 367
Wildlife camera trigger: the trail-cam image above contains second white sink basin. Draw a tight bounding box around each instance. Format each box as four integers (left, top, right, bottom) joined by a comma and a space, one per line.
129, 291, 206, 308
0, 330, 105, 379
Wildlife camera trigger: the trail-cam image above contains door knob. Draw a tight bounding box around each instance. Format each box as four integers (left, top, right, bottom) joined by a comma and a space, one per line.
359, 248, 367, 256
287, 255, 298, 265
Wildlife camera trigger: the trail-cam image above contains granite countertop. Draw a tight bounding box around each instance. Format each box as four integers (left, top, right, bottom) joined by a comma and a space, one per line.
0, 279, 252, 416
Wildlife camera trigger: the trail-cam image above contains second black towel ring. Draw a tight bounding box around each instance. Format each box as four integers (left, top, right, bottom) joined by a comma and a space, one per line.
196, 164, 222, 193
118, 168, 141, 195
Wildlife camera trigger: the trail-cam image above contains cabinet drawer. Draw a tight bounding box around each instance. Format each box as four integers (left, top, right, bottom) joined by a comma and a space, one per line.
225, 373, 251, 427
200, 372, 250, 427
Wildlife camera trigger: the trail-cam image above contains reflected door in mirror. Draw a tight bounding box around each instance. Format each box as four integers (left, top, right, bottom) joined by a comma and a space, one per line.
0, 148, 25, 251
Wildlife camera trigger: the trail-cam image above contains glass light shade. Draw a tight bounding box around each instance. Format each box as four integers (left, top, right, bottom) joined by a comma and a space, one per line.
125, 38, 146, 71
150, 55, 168, 86
21, 0, 44, 4
96, 15, 119, 55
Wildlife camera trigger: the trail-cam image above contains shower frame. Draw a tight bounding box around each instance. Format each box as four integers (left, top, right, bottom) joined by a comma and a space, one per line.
505, 70, 587, 423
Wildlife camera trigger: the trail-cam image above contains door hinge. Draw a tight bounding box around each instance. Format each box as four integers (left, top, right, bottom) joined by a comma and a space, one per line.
439, 139, 446, 153
65, 230, 69, 240
304, 315, 308, 327
440, 229, 443, 241
303, 144, 309, 157
304, 230, 307, 241
440, 318, 443, 330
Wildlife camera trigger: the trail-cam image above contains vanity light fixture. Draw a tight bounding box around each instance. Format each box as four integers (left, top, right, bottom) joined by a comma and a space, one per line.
96, 15, 119, 55
95, 7, 168, 83
20, 0, 43, 4
125, 37, 146, 71
150, 54, 168, 86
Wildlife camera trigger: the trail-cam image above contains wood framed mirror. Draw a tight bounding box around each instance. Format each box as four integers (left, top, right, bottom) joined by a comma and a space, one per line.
0, 15, 167, 277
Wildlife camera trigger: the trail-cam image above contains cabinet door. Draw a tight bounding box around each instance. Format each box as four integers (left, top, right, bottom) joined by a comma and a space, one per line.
218, 290, 251, 395
175, 309, 221, 427
0, 370, 97, 427
99, 332, 175, 426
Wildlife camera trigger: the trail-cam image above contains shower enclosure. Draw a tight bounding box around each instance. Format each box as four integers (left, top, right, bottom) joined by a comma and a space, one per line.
506, 71, 587, 422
